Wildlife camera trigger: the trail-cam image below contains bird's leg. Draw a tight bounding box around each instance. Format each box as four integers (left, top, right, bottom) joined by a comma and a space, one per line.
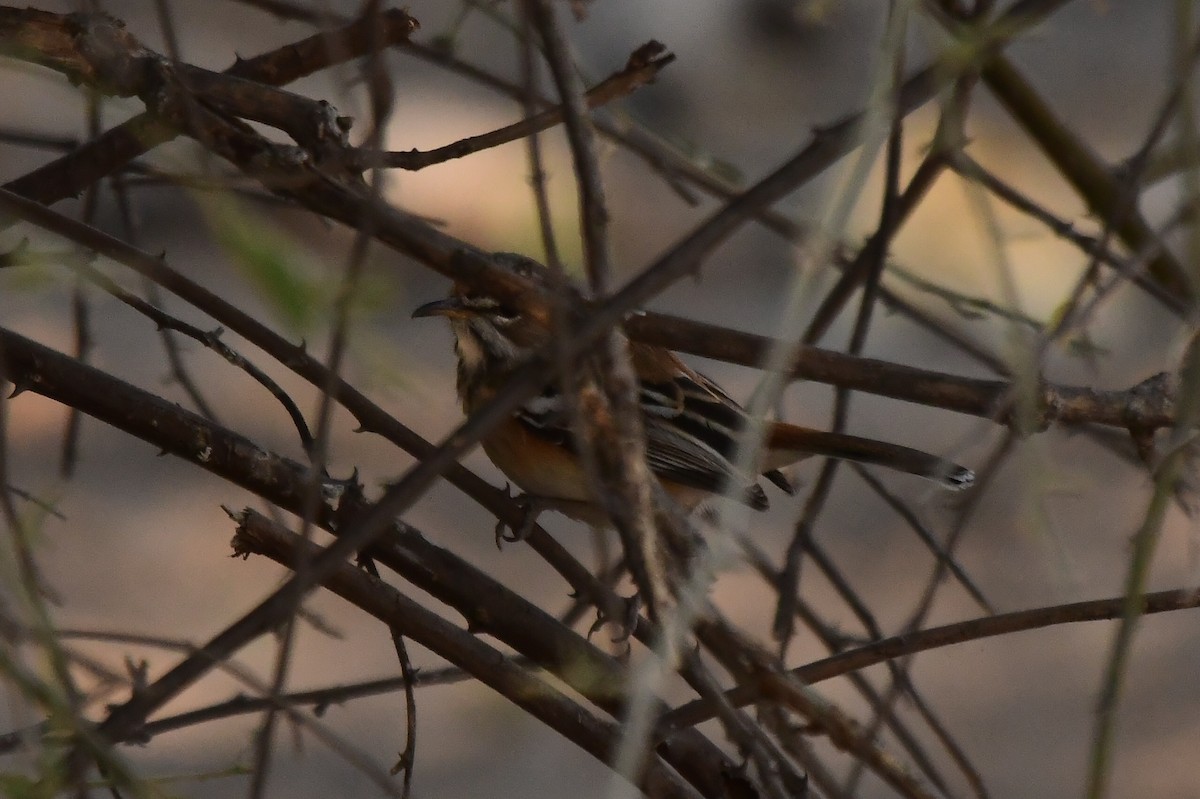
493, 488, 554, 547
587, 593, 641, 658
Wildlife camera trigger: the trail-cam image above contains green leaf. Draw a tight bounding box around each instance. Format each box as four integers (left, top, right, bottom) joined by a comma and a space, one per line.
207, 202, 322, 332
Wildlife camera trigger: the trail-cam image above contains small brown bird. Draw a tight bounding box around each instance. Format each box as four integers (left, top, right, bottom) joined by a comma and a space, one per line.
414, 255, 972, 521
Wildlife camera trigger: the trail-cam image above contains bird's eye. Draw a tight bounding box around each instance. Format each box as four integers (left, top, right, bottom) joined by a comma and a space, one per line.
490, 305, 520, 325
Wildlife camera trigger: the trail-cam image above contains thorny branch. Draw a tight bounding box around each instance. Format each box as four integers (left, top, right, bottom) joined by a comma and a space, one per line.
2, 2, 1200, 798
0, 327, 747, 798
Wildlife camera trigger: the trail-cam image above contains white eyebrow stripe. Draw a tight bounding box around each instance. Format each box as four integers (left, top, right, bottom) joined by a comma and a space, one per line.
522, 393, 565, 419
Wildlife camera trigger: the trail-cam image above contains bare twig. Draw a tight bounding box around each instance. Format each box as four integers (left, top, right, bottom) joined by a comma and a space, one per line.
230, 509, 700, 799
660, 585, 1200, 733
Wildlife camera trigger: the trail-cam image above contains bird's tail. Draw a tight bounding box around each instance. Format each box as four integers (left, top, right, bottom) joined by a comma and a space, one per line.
764, 424, 974, 490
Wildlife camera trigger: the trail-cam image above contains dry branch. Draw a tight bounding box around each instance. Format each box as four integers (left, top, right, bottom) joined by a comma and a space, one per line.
230, 510, 698, 799
0, 326, 748, 798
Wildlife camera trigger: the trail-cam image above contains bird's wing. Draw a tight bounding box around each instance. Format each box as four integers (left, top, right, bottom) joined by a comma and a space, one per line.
513, 355, 774, 509
639, 373, 769, 509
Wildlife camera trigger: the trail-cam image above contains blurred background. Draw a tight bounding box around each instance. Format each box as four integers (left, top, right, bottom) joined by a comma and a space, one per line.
2, 1, 1198, 797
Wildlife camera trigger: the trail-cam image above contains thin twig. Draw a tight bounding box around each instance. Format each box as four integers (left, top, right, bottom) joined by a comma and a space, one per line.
660, 584, 1200, 733
231, 509, 700, 799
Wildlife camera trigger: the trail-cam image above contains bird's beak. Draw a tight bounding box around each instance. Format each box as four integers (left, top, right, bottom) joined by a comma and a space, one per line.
412, 297, 468, 319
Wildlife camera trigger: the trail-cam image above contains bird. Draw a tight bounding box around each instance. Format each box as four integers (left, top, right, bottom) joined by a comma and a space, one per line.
413, 254, 973, 524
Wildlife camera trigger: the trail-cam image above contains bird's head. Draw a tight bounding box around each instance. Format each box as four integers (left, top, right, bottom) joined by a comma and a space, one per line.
412, 253, 558, 385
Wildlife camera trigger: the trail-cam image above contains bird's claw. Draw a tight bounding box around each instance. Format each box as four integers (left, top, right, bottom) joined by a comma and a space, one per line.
586, 593, 641, 650
494, 489, 545, 548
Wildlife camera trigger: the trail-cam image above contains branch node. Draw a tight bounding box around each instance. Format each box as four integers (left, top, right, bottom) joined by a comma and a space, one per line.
1126, 371, 1176, 428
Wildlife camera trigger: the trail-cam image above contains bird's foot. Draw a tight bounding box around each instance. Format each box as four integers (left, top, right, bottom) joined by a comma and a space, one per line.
494, 488, 550, 548
587, 592, 642, 650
